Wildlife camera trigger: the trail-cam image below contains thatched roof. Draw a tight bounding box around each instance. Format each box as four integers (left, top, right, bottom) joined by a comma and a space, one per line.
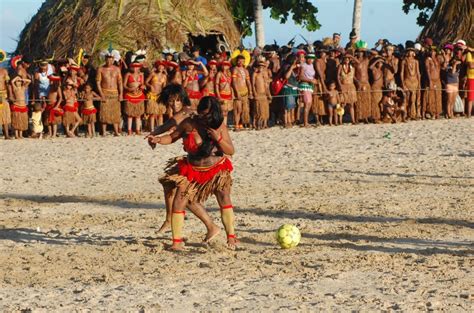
16, 0, 241, 63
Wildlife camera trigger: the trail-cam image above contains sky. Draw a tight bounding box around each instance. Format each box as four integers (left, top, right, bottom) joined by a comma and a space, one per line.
0, 0, 423, 53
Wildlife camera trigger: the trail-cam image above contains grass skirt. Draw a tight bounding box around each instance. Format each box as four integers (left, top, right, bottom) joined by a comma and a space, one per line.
0, 100, 11, 125
340, 83, 357, 104
371, 86, 383, 120
125, 101, 145, 117
100, 92, 121, 124
220, 99, 233, 112
356, 82, 372, 120
146, 95, 166, 115
426, 81, 442, 116
12, 111, 28, 131
312, 80, 326, 115
63, 111, 77, 126
255, 96, 270, 120
159, 156, 233, 203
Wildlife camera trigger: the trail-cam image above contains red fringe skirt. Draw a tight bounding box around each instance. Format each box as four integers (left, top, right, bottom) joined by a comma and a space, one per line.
159, 156, 233, 203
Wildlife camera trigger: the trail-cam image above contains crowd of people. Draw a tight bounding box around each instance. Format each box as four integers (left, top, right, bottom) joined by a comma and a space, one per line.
0, 31, 473, 140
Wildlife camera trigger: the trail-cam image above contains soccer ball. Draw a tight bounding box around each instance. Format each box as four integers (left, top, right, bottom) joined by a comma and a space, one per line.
276, 224, 301, 249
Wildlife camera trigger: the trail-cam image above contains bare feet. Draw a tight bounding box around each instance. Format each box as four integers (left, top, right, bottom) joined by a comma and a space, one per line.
203, 224, 220, 243
168, 240, 185, 251
226, 235, 239, 250
157, 220, 171, 233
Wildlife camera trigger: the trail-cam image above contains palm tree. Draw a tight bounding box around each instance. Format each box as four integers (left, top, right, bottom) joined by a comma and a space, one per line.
253, 0, 265, 48
352, 0, 362, 40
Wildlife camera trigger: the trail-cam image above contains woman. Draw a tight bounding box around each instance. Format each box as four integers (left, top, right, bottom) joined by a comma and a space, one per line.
145, 60, 168, 130
149, 96, 236, 251
281, 54, 299, 128
215, 61, 233, 126
443, 58, 461, 119
298, 53, 317, 127
123, 61, 146, 135
147, 85, 220, 242
182, 60, 208, 110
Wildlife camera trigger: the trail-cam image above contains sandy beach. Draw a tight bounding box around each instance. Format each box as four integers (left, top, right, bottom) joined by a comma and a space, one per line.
0, 118, 473, 311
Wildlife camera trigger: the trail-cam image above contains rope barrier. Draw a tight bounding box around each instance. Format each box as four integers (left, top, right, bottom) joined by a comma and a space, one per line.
1, 89, 472, 103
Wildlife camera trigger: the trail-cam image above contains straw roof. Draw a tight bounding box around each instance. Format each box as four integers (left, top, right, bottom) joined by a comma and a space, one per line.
16, 0, 241, 63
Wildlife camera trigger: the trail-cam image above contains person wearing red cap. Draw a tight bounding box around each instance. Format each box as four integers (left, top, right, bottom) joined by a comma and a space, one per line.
44, 74, 63, 137
0, 66, 12, 139
201, 60, 218, 98
164, 60, 180, 85
10, 76, 31, 139
65, 65, 84, 91
145, 60, 168, 130
400, 48, 421, 120
123, 61, 146, 135
182, 60, 208, 110
215, 61, 233, 125
97, 53, 123, 136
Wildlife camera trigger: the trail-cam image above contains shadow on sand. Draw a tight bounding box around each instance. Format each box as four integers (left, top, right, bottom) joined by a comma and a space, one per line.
1, 193, 165, 210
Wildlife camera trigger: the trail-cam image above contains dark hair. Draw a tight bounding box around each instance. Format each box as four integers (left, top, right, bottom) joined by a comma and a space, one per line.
236, 55, 245, 60
187, 96, 224, 158
158, 84, 191, 107
197, 96, 224, 129
285, 53, 297, 65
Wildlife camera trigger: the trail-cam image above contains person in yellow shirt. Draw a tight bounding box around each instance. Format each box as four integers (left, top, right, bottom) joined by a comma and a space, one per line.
465, 48, 474, 117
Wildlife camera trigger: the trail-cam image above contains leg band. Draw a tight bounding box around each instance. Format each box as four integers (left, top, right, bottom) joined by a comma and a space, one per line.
171, 211, 185, 243
220, 205, 235, 237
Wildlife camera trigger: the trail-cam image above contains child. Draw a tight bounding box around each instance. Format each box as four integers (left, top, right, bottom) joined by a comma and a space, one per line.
63, 82, 82, 137
44, 74, 63, 138
252, 61, 272, 130
381, 88, 406, 123
30, 102, 44, 139
10, 76, 31, 139
215, 61, 233, 126
325, 81, 341, 126
81, 84, 99, 138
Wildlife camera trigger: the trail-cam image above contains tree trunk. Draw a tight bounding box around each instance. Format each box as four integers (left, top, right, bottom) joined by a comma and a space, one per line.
352, 0, 362, 40
419, 0, 473, 46
253, 0, 265, 48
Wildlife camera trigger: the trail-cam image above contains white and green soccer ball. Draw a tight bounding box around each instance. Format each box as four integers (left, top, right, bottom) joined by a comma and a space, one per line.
276, 224, 301, 249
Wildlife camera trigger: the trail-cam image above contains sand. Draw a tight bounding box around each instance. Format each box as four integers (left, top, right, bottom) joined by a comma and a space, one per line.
0, 118, 473, 311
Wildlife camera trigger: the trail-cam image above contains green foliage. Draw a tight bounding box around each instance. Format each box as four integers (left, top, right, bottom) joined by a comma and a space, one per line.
402, 0, 437, 26
230, 0, 320, 37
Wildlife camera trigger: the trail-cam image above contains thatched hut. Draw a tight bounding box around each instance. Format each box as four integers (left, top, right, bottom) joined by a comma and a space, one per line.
418, 0, 473, 46
16, 0, 241, 63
